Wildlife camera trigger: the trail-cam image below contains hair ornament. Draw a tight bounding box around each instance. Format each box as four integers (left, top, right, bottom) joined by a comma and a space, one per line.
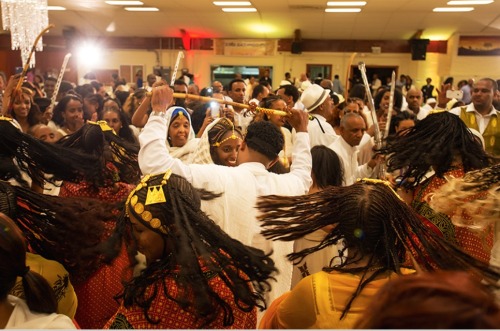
429, 108, 448, 115
357, 178, 403, 201
125, 171, 172, 234
87, 120, 115, 133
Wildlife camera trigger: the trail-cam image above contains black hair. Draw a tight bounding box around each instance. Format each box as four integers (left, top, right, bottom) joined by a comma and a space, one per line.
245, 121, 284, 161
390, 111, 418, 135
208, 118, 243, 165
251, 84, 267, 99
383, 111, 494, 189
228, 79, 246, 92
0, 119, 100, 187
83, 93, 104, 120
311, 145, 344, 189
257, 180, 500, 320
173, 79, 188, 88
0, 181, 124, 284
118, 173, 276, 327
373, 87, 403, 113
99, 105, 138, 145
57, 122, 141, 185
277, 84, 300, 103
9, 87, 43, 127
0, 213, 57, 314
75, 84, 96, 100
52, 94, 83, 127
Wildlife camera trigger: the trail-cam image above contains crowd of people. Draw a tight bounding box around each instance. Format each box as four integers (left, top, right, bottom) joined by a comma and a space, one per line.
0, 66, 499, 329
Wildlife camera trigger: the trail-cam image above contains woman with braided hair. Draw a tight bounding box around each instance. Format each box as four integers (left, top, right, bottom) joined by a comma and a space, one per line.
189, 117, 243, 167
104, 171, 276, 329
256, 179, 500, 329
383, 110, 496, 263
0, 213, 76, 328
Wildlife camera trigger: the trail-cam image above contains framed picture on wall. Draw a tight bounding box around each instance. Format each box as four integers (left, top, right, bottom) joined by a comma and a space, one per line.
458, 36, 500, 56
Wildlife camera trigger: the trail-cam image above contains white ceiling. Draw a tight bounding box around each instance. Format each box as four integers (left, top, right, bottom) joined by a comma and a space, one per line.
3, 0, 500, 40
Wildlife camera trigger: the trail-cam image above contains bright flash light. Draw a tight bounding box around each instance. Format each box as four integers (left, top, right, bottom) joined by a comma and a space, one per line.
77, 42, 103, 69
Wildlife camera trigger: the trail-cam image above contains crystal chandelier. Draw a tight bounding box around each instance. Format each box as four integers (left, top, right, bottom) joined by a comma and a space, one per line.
1, 0, 49, 67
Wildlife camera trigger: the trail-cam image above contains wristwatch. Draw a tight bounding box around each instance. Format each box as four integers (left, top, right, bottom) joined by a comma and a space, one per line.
150, 111, 167, 118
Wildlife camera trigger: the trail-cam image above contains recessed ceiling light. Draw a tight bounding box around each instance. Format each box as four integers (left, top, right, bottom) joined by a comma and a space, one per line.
222, 7, 257, 12
325, 8, 362, 12
433, 7, 474, 11
124, 7, 159, 11
447, 0, 492, 4
47, 6, 66, 10
106, 1, 144, 4
327, 1, 367, 6
213, 1, 252, 5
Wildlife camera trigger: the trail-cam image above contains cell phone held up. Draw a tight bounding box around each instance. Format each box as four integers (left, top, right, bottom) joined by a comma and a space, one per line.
210, 102, 220, 118
446, 89, 463, 100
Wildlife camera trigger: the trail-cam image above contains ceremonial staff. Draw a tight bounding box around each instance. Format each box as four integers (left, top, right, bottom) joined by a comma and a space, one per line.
49, 53, 72, 110
358, 62, 381, 149
170, 51, 184, 86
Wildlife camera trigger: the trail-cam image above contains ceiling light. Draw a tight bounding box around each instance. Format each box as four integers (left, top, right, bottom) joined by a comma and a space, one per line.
47, 6, 66, 10
213, 1, 252, 5
327, 1, 367, 6
433, 7, 474, 11
325, 8, 362, 12
222, 7, 257, 12
124, 7, 159, 11
105, 1, 144, 4
447, 0, 492, 4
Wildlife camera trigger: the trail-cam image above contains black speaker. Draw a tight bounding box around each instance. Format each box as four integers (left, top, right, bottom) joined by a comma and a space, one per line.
291, 41, 302, 54
410, 39, 429, 61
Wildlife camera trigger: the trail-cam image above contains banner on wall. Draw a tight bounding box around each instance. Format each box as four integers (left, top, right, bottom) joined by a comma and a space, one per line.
214, 39, 277, 56
458, 36, 500, 56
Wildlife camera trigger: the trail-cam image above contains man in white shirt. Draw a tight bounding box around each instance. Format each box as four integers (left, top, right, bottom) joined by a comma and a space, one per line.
403, 87, 429, 120
227, 78, 253, 133
293, 84, 338, 147
139, 85, 312, 305
329, 112, 381, 186
444, 78, 499, 156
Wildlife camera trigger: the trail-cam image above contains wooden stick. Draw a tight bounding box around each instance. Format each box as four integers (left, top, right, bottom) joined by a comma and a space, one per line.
147, 91, 290, 117
344, 52, 357, 100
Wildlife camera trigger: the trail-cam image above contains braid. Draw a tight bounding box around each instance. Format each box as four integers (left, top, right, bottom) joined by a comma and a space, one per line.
383, 112, 494, 189
118, 173, 275, 327
257, 180, 500, 319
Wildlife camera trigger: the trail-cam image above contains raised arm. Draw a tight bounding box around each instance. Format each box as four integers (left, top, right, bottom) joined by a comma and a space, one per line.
138, 85, 193, 181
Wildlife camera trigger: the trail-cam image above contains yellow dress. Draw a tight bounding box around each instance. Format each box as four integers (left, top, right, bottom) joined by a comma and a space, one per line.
10, 253, 78, 318
259, 269, 414, 329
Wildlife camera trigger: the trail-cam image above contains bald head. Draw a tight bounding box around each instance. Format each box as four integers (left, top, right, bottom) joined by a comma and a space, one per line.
406, 87, 423, 112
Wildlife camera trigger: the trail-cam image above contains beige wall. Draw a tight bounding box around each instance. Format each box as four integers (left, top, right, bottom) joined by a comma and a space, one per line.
76, 40, 500, 90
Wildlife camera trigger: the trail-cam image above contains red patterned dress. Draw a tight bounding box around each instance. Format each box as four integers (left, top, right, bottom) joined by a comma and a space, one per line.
411, 168, 494, 264
103, 269, 257, 329
59, 177, 135, 329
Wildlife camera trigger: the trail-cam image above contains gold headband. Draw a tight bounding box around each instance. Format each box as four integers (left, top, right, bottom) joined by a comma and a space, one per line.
88, 120, 115, 133
428, 108, 448, 115
357, 178, 403, 201
125, 170, 173, 234
212, 122, 242, 147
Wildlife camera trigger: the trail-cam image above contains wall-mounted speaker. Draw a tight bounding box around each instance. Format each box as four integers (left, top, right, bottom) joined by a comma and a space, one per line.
291, 41, 302, 54
410, 39, 430, 61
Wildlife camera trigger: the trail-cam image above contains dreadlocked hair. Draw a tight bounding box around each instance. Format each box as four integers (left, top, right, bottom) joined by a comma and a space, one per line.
118, 172, 276, 327
245, 121, 283, 160
0, 181, 125, 284
0, 119, 99, 187
383, 111, 494, 189
58, 122, 141, 185
257, 180, 500, 320
429, 163, 500, 231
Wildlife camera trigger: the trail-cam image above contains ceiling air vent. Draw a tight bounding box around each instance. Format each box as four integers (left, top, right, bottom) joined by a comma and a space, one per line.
289, 5, 325, 10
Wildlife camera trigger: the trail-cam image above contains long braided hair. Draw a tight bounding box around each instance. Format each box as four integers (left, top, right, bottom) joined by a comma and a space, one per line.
257, 180, 500, 319
57, 121, 141, 185
0, 118, 99, 187
383, 111, 494, 189
0, 181, 126, 284
117, 172, 276, 327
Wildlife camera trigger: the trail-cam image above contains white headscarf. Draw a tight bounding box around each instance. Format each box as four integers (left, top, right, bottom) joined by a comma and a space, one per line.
164, 106, 199, 162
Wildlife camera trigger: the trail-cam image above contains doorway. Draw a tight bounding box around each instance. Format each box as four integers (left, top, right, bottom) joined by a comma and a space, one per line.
348, 65, 398, 94
306, 64, 332, 83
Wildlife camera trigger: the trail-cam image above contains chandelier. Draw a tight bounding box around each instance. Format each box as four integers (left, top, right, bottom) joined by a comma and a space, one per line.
1, 0, 49, 67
